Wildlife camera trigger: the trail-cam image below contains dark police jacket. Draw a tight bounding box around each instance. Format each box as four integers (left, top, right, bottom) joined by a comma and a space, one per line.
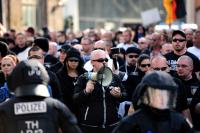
112, 105, 193, 133
0, 96, 82, 133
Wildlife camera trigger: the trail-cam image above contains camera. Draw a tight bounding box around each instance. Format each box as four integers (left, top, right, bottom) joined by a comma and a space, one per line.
110, 47, 125, 55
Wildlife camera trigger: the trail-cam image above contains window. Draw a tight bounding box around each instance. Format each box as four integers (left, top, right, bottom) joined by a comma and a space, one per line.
22, 0, 36, 27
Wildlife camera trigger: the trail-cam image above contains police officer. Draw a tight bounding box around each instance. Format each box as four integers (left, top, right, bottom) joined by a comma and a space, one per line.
0, 60, 82, 133
113, 71, 193, 133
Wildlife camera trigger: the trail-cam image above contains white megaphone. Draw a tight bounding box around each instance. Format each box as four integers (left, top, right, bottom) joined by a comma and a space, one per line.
84, 66, 113, 86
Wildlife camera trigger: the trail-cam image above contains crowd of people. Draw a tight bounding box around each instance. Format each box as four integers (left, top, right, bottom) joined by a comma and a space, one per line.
0, 24, 200, 132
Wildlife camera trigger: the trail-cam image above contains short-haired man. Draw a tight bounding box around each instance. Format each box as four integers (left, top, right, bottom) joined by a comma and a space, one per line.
161, 43, 173, 55
184, 28, 194, 48
138, 37, 150, 55
84, 40, 113, 72
164, 30, 200, 76
187, 30, 200, 60
74, 49, 126, 133
117, 29, 138, 50
176, 55, 200, 131
81, 37, 93, 63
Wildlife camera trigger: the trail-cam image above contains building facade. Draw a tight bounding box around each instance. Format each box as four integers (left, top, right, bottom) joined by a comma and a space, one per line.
0, 0, 200, 32
1, 0, 64, 32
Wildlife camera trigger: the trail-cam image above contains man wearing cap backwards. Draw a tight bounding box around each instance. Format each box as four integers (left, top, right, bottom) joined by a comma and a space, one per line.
0, 60, 82, 133
113, 71, 194, 133
164, 30, 200, 77
73, 49, 126, 133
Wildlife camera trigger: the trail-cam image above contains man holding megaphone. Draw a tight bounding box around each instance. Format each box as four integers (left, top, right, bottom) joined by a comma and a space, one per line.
73, 49, 126, 133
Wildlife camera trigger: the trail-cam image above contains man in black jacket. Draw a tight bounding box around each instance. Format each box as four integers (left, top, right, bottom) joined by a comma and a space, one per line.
74, 49, 126, 133
176, 55, 200, 131
0, 60, 82, 133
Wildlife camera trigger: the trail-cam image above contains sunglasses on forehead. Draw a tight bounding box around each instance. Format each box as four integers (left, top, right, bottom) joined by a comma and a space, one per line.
172, 38, 186, 42
92, 58, 108, 63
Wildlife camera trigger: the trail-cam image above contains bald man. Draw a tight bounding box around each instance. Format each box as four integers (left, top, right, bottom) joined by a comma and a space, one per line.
74, 49, 126, 133
176, 55, 200, 130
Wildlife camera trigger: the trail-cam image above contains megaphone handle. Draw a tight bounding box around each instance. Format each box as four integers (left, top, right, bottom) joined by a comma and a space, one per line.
113, 57, 118, 70
100, 66, 106, 86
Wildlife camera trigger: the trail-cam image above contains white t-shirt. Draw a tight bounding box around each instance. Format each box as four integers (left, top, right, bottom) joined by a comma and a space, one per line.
17, 47, 31, 61
117, 43, 138, 51
187, 46, 200, 60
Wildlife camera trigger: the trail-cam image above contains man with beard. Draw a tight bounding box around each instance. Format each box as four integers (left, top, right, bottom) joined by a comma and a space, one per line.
164, 30, 200, 76
74, 49, 126, 133
119, 47, 141, 75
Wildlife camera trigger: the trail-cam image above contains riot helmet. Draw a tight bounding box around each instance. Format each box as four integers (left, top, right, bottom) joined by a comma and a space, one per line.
7, 60, 50, 97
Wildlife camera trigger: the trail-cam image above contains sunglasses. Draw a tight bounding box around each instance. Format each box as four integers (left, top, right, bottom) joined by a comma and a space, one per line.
28, 55, 44, 60
140, 64, 150, 68
153, 67, 167, 71
172, 38, 186, 42
138, 42, 146, 44
92, 58, 108, 63
128, 55, 139, 58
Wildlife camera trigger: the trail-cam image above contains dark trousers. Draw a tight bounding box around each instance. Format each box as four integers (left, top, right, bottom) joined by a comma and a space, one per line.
80, 125, 116, 133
